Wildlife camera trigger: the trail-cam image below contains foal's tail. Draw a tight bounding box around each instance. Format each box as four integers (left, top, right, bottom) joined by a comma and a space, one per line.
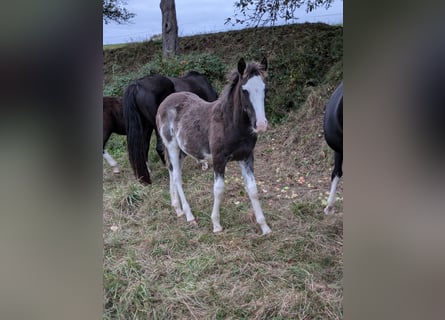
123, 84, 152, 184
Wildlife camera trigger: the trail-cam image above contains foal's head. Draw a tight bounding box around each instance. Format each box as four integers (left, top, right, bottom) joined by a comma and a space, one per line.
237, 57, 268, 133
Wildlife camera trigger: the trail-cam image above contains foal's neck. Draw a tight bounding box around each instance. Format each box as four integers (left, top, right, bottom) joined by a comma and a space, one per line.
228, 81, 245, 127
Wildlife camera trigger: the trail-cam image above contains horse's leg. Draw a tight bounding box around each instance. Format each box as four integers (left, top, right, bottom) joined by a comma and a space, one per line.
324, 151, 343, 215
168, 163, 182, 217
210, 171, 225, 233
240, 158, 271, 235
166, 142, 195, 222
201, 160, 209, 170
167, 151, 188, 217
142, 125, 154, 178
103, 128, 120, 173
103, 150, 120, 174
155, 129, 166, 164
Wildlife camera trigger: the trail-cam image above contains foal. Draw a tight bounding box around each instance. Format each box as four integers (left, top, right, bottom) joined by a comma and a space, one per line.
323, 81, 343, 214
156, 58, 271, 235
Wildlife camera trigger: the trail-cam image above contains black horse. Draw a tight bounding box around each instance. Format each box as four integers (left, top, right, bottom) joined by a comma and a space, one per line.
323, 81, 343, 214
103, 96, 125, 174
123, 72, 218, 184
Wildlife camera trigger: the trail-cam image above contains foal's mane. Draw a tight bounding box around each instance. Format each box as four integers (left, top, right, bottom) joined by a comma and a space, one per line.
219, 61, 267, 106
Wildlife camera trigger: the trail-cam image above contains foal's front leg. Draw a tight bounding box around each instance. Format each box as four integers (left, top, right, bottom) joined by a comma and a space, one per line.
210, 171, 225, 233
240, 159, 271, 235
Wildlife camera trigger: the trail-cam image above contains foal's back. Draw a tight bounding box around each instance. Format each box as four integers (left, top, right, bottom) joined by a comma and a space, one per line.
156, 91, 215, 161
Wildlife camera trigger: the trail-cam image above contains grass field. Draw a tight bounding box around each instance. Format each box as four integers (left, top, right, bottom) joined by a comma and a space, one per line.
103, 22, 343, 319
103, 43, 130, 50
103, 88, 343, 319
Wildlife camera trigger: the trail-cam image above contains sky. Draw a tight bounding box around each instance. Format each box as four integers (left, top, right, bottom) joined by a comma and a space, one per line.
103, 0, 343, 45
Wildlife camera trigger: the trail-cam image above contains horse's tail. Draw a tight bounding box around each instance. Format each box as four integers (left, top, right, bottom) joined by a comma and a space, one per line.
123, 83, 152, 184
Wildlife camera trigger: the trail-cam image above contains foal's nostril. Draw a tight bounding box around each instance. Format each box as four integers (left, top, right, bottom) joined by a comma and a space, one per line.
256, 121, 268, 132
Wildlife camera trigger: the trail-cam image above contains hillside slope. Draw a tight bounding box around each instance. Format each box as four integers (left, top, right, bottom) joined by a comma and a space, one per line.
103, 22, 342, 123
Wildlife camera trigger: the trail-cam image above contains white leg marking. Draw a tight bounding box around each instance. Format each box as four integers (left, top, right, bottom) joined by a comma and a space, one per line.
103, 150, 120, 173
240, 163, 271, 235
166, 142, 195, 222
159, 126, 182, 216
324, 175, 340, 215
103, 150, 117, 166
168, 169, 182, 216
211, 175, 225, 233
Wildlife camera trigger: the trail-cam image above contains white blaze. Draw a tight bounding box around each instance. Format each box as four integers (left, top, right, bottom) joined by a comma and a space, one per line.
242, 75, 268, 132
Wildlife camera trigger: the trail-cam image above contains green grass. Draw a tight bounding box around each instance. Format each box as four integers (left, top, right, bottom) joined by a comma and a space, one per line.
103, 43, 129, 50
103, 128, 343, 319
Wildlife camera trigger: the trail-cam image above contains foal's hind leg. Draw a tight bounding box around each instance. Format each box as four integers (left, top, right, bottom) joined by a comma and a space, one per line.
240, 159, 271, 235
168, 151, 187, 217
324, 152, 343, 215
165, 142, 195, 223
168, 165, 182, 216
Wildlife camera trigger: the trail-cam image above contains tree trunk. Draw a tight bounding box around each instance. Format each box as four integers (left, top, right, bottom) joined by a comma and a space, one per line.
160, 0, 179, 59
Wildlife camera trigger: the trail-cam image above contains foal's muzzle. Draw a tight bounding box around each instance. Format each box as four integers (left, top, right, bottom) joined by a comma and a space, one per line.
255, 119, 268, 133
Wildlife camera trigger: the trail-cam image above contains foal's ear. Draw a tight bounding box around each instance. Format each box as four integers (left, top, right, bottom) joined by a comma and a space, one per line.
238, 58, 246, 75
261, 57, 268, 71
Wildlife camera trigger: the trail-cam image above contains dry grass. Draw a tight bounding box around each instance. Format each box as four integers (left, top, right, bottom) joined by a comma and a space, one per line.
103, 84, 343, 319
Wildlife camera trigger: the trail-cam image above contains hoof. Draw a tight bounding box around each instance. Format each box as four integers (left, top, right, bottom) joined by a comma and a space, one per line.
113, 167, 120, 174
201, 162, 209, 171
324, 206, 334, 215
261, 225, 272, 235
140, 177, 152, 185
188, 220, 199, 229
175, 209, 185, 217
213, 226, 223, 233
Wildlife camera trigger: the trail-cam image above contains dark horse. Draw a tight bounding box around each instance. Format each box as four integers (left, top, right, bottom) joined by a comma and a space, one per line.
323, 81, 343, 214
156, 58, 271, 235
124, 72, 218, 184
103, 96, 125, 174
